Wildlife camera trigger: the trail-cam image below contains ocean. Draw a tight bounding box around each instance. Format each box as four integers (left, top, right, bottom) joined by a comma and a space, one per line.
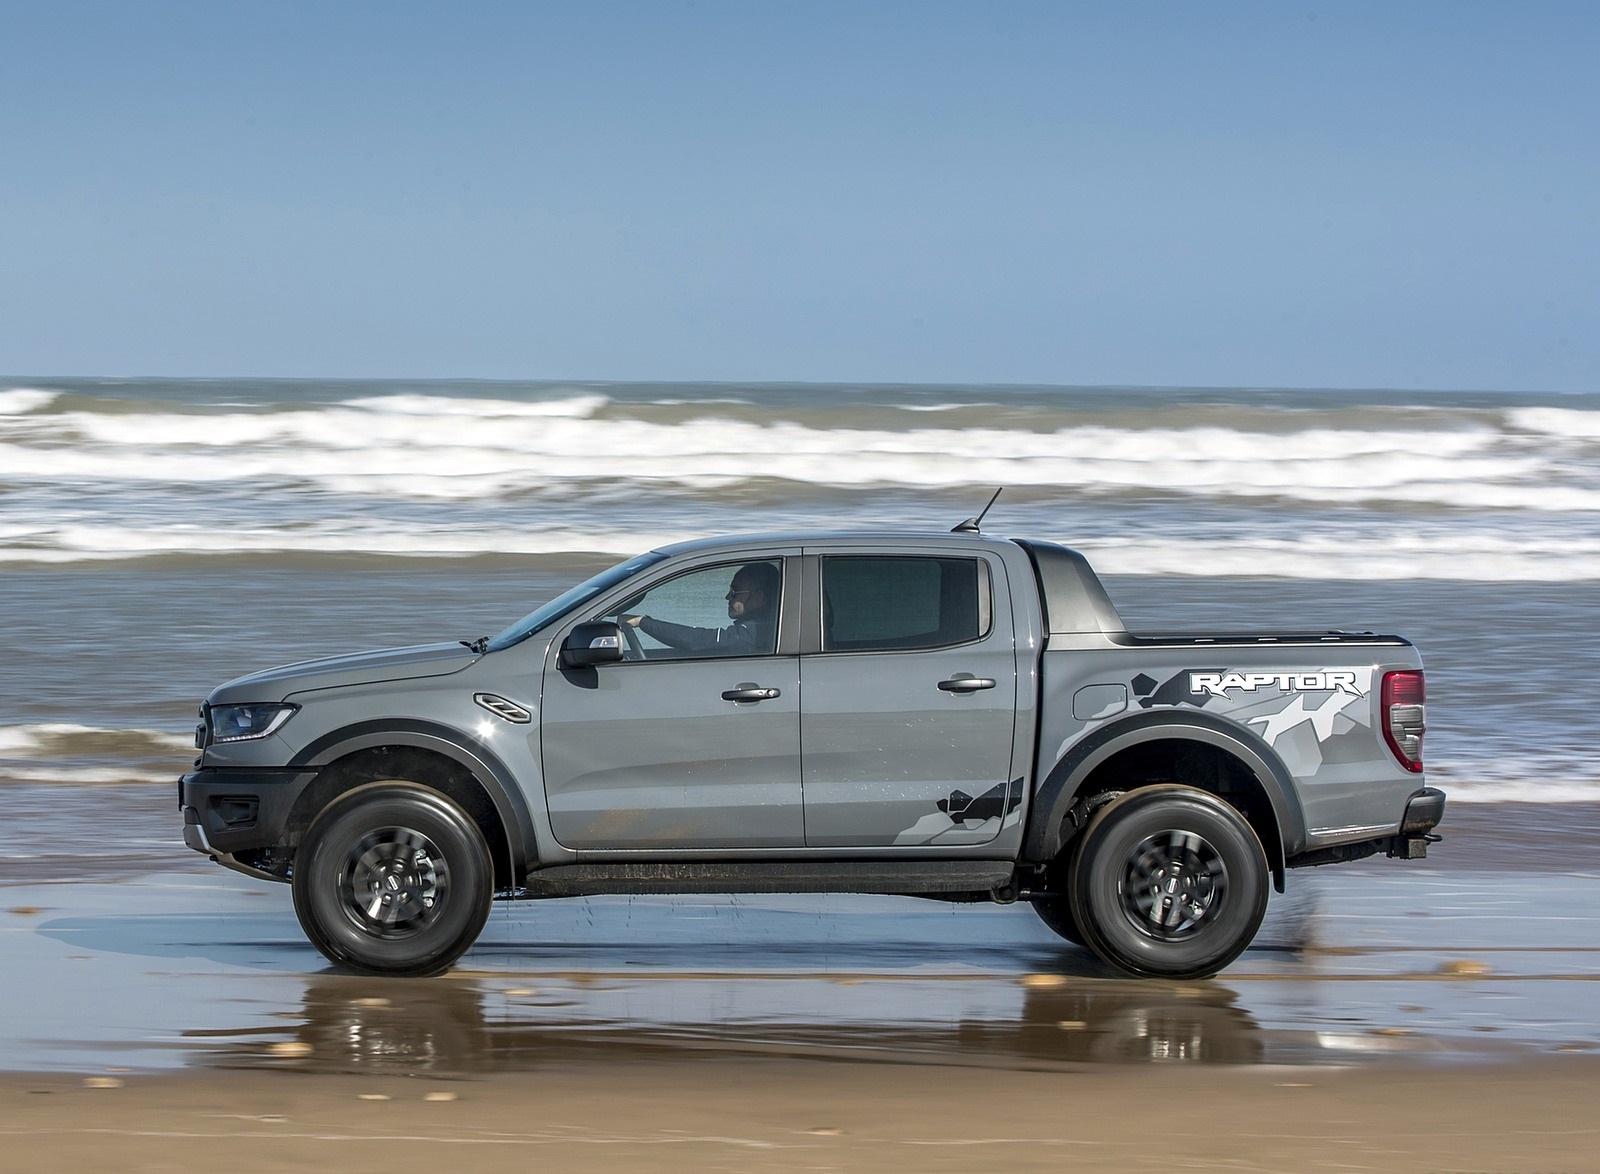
2, 377, 1597, 819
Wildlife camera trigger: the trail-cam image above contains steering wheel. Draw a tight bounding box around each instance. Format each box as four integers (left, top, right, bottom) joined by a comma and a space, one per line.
619, 616, 646, 661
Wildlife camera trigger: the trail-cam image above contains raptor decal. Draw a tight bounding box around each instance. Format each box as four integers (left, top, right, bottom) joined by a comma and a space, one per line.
1190, 670, 1362, 698
1111, 665, 1378, 780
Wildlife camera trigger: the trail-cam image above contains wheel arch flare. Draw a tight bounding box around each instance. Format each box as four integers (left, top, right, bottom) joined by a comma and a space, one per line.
1027, 709, 1307, 892
289, 721, 540, 890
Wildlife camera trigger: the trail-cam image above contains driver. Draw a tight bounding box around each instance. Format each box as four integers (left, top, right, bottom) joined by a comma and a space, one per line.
623, 562, 779, 656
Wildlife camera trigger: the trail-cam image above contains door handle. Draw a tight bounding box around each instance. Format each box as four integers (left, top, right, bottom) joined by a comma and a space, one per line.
938, 674, 996, 693
722, 684, 781, 703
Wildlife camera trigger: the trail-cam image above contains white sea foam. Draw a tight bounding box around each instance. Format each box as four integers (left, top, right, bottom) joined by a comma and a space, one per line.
1427, 759, 1600, 804
0, 723, 193, 757
344, 392, 611, 418
0, 723, 191, 784
1, 520, 1596, 581
0, 522, 697, 562
4, 386, 1598, 574
5, 407, 1591, 512
0, 764, 180, 785
1506, 406, 1600, 440
1081, 534, 1600, 581
0, 388, 59, 414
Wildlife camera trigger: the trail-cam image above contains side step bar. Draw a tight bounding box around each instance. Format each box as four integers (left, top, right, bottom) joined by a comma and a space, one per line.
516, 860, 1016, 899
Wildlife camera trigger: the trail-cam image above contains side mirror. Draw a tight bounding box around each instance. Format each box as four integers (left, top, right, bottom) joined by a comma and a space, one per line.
561, 621, 625, 668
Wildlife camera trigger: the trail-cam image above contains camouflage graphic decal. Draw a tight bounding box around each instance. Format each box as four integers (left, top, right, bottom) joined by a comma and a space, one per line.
1190, 665, 1376, 778
1111, 665, 1379, 781
893, 778, 1023, 846
1135, 669, 1225, 709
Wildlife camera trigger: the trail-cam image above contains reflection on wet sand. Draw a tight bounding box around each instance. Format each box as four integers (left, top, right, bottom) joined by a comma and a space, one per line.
999, 978, 1264, 1065
7, 868, 1600, 1076
199, 972, 1273, 1074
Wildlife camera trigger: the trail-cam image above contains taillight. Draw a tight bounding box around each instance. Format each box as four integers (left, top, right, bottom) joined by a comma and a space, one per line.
1382, 670, 1425, 773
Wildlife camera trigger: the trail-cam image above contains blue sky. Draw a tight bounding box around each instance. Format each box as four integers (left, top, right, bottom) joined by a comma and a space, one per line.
2, 1, 1595, 391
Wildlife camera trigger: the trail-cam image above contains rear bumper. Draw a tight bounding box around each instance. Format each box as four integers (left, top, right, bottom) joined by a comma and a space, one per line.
1400, 786, 1447, 835
1287, 786, 1446, 868
1385, 785, 1447, 860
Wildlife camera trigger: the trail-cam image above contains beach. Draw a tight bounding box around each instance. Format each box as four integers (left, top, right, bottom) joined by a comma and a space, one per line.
6, 1055, 1600, 1172
8, 0, 1600, 1153
4, 798, 1599, 1171
3, 378, 1599, 1168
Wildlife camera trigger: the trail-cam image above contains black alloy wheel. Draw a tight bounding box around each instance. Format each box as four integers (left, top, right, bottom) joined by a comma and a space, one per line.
292, 782, 493, 977
1066, 785, 1268, 980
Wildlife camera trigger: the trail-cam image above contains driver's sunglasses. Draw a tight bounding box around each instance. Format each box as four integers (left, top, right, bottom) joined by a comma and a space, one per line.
725, 588, 755, 600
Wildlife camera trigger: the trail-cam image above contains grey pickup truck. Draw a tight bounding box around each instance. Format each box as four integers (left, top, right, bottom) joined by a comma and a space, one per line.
180, 529, 1442, 980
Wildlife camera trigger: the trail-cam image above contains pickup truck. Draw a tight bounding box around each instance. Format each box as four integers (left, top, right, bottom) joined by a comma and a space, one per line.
180, 529, 1443, 981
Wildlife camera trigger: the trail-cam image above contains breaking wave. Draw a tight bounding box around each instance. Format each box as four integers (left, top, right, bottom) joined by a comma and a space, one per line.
0, 522, 1596, 581
3, 378, 1598, 578
0, 724, 193, 785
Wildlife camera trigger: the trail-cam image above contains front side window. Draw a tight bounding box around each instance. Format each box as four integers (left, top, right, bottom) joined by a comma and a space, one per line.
822, 556, 988, 652
607, 559, 783, 660
487, 551, 667, 652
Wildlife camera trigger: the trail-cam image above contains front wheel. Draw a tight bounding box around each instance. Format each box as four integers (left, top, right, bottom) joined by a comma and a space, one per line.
292, 782, 493, 977
1067, 786, 1268, 980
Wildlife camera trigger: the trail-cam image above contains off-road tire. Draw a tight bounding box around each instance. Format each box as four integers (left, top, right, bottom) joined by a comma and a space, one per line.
1066, 785, 1268, 980
1031, 894, 1085, 946
292, 782, 493, 977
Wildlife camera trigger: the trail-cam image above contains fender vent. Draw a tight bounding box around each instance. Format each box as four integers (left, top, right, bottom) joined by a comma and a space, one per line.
474, 692, 533, 724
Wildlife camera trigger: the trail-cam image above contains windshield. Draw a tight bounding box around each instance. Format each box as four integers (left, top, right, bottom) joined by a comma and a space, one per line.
485, 552, 667, 652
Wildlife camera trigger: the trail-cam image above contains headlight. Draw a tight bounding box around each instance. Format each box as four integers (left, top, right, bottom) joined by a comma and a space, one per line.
208, 703, 298, 744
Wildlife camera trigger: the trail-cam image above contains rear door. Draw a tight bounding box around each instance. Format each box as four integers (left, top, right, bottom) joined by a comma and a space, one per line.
800, 548, 1020, 848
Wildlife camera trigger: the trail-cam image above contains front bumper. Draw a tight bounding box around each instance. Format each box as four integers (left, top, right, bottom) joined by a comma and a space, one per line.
179, 766, 319, 860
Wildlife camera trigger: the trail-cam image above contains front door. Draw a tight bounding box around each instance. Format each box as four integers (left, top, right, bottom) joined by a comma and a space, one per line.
540, 557, 803, 850
801, 552, 1019, 848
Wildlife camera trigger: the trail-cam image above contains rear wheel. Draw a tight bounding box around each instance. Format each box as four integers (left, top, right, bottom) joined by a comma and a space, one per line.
1067, 785, 1267, 980
292, 782, 493, 977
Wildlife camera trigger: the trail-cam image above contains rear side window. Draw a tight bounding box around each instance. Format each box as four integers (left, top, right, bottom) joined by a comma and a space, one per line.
821, 556, 990, 652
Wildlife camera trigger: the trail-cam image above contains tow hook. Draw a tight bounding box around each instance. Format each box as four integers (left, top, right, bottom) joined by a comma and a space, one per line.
1389, 832, 1442, 860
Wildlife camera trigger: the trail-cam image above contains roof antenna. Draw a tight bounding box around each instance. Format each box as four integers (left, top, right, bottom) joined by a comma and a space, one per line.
952, 487, 1003, 533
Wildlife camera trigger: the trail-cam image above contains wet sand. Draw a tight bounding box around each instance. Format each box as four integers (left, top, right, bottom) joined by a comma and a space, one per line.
5, 1055, 1600, 1173
3, 797, 1598, 1169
